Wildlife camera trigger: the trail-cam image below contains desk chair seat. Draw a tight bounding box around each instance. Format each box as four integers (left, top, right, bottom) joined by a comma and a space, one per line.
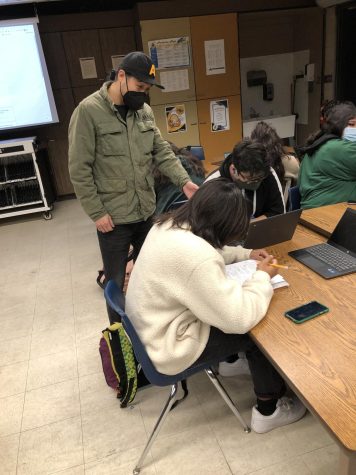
104, 280, 250, 474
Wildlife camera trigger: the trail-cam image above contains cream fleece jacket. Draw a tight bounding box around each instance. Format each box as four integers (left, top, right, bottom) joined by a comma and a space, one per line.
125, 222, 274, 375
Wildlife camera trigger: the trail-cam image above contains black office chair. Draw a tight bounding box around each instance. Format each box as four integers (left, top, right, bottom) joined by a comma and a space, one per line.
186, 145, 205, 161
288, 185, 301, 211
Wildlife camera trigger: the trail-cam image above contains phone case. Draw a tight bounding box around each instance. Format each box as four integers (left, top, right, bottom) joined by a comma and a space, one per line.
284, 304, 329, 324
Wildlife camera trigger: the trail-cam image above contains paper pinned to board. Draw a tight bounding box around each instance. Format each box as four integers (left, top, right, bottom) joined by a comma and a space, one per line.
79, 57, 97, 79
226, 260, 289, 290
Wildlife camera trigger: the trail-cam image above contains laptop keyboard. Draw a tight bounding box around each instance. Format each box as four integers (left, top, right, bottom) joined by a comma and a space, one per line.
307, 244, 356, 271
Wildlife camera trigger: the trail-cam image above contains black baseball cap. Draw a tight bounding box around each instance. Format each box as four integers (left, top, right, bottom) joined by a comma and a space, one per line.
119, 51, 164, 89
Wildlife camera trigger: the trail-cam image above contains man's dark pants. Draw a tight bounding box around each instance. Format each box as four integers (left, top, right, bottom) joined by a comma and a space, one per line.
97, 217, 153, 323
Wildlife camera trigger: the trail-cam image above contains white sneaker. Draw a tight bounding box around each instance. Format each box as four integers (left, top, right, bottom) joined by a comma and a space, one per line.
251, 396, 306, 434
218, 357, 251, 377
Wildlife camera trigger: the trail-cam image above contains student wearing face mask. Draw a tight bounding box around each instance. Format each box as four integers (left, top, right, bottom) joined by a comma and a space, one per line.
205, 140, 285, 218
68, 51, 198, 322
299, 102, 356, 209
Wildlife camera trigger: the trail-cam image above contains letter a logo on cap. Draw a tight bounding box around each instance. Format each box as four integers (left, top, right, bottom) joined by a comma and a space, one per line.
149, 64, 156, 77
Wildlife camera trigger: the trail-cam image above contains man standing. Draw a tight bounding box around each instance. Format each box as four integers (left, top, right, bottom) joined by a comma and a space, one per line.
69, 51, 198, 321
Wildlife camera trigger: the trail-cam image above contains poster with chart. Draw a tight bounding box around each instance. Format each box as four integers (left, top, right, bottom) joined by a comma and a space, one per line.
148, 37, 190, 69
210, 99, 230, 132
165, 104, 187, 134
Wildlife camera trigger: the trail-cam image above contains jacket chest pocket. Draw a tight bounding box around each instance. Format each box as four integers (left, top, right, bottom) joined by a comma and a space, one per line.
96, 123, 125, 156
137, 121, 155, 155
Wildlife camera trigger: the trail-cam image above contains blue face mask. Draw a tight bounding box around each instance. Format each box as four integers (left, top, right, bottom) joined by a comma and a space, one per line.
343, 127, 356, 142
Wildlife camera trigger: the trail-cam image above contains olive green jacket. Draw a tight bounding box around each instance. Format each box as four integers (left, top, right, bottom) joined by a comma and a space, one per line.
68, 82, 190, 224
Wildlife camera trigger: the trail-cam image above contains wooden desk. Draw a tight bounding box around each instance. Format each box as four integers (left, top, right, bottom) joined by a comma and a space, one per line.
250, 225, 356, 474
300, 202, 356, 237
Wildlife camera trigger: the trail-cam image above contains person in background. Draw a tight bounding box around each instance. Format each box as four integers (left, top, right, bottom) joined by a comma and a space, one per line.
68, 51, 198, 322
126, 178, 306, 433
154, 142, 205, 214
299, 102, 356, 209
206, 139, 285, 218
250, 121, 300, 193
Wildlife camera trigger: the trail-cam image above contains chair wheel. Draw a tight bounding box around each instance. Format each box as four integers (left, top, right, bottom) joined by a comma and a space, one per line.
133, 468, 140, 475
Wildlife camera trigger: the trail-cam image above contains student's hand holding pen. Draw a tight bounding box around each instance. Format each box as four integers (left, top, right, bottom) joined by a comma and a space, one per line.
257, 255, 278, 278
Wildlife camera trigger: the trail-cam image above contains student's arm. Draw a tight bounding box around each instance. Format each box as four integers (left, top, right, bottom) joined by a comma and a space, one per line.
183, 256, 274, 334
220, 245, 269, 264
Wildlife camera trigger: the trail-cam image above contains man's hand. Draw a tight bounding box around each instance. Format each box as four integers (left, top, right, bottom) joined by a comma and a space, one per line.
95, 214, 114, 233
182, 181, 199, 199
257, 255, 278, 279
250, 248, 269, 261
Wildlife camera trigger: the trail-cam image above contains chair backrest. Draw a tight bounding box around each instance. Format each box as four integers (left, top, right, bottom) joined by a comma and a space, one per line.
104, 280, 179, 386
288, 185, 301, 211
186, 145, 205, 161
166, 199, 188, 211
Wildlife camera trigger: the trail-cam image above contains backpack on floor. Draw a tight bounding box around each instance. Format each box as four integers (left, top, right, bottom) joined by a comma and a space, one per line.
99, 322, 150, 408
99, 322, 188, 409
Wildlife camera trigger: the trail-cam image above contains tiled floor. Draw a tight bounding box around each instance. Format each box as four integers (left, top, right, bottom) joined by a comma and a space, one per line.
0, 199, 339, 474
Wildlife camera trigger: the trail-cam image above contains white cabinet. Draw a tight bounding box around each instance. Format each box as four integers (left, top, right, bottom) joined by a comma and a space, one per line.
0, 137, 55, 220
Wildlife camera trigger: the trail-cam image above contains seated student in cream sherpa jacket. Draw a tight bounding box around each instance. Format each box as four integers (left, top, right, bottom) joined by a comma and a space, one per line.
126, 178, 306, 434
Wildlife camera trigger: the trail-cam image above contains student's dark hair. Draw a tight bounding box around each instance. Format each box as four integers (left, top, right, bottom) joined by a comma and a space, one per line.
324, 102, 356, 137
155, 178, 250, 248
153, 142, 205, 185
231, 140, 270, 177
250, 121, 285, 182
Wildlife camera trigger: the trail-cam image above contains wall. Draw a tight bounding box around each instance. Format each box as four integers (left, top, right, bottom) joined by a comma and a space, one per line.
0, 8, 136, 196
0, 0, 321, 196
323, 7, 336, 101
239, 7, 323, 145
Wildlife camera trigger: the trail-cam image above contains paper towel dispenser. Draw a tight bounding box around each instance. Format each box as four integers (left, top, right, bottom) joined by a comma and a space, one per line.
247, 70, 267, 87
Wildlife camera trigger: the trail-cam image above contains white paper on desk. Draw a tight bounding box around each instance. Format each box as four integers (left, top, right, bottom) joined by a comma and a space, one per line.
225, 260, 289, 290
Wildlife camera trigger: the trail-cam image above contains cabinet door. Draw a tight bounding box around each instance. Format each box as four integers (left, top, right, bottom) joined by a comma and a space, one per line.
141, 17, 196, 106
47, 138, 74, 196
41, 32, 71, 90
62, 30, 106, 87
151, 100, 200, 148
99, 27, 136, 76
190, 13, 240, 100
197, 95, 242, 171
72, 86, 100, 106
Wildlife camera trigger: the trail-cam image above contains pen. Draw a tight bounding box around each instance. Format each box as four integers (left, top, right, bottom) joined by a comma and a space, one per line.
270, 263, 289, 269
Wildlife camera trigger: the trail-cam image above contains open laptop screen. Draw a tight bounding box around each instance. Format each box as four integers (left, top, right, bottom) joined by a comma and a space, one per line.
329, 208, 356, 254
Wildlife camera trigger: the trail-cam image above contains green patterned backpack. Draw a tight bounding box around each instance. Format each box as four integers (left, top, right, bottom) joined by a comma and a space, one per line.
99, 322, 150, 407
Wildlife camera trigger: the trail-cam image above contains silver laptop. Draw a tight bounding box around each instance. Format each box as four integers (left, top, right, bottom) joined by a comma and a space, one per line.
244, 209, 302, 249
289, 208, 356, 279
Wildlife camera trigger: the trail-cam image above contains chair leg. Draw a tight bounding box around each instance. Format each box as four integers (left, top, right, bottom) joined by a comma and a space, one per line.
133, 383, 178, 475
205, 367, 251, 433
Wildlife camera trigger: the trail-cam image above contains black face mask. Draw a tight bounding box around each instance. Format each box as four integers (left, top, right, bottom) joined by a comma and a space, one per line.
121, 76, 148, 111
235, 179, 262, 191
123, 90, 147, 111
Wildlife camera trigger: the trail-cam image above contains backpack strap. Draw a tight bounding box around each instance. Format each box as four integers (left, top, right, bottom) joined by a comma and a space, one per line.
171, 379, 189, 410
